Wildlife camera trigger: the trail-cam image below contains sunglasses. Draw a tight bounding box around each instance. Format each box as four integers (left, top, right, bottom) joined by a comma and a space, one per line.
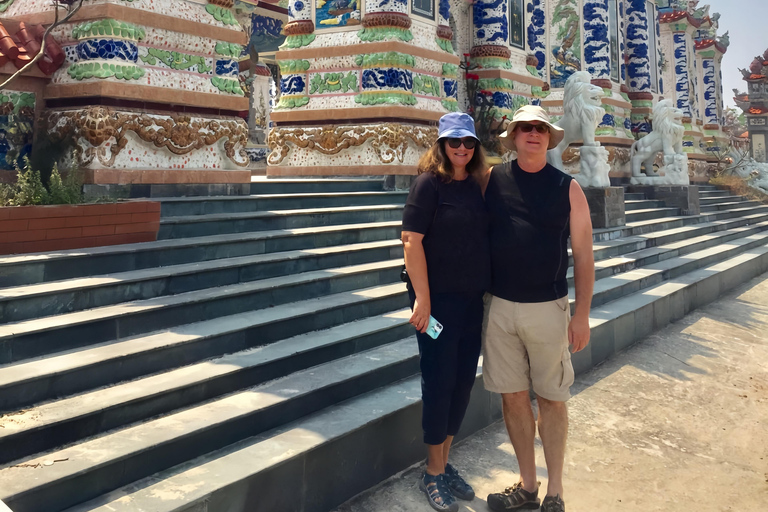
445, 137, 477, 149
517, 123, 550, 134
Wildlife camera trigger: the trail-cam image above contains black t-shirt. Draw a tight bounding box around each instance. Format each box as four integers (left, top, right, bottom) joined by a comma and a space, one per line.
401, 171, 490, 295
485, 160, 572, 302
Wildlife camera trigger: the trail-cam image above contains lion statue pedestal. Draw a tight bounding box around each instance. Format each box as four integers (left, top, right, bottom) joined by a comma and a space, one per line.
577, 146, 612, 188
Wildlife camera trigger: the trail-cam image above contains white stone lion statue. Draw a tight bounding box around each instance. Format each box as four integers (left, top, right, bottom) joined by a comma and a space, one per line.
547, 71, 606, 171
630, 99, 687, 185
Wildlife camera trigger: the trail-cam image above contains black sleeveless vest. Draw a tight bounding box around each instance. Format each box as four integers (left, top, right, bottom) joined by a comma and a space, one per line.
485, 160, 572, 302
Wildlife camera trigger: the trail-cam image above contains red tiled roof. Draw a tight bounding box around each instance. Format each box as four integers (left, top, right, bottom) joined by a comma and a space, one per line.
659, 10, 703, 28
694, 38, 727, 54
0, 21, 64, 75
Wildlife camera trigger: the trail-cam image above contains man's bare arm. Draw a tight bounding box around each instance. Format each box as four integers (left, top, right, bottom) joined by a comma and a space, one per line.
568, 179, 594, 352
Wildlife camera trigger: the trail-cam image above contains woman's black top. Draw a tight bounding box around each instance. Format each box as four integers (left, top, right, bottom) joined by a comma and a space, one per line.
485, 160, 572, 302
401, 171, 490, 295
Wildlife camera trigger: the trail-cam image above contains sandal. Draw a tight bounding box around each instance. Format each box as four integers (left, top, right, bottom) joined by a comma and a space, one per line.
487, 481, 541, 511
444, 463, 475, 501
541, 494, 565, 512
419, 472, 459, 512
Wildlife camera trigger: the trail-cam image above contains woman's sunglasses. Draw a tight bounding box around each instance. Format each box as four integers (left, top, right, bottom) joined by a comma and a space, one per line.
518, 123, 550, 134
445, 137, 477, 149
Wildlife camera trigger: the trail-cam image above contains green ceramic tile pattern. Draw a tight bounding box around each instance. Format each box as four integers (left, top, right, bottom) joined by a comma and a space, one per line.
358, 27, 413, 42
215, 42, 244, 58
526, 65, 539, 76
471, 56, 512, 69
435, 38, 453, 53
276, 95, 310, 108
281, 34, 316, 48
603, 103, 615, 113
532, 85, 550, 98
68, 62, 145, 80
309, 72, 358, 94
477, 78, 514, 91
211, 76, 245, 95
139, 48, 212, 73
441, 63, 458, 77
0, 91, 34, 113
631, 99, 654, 108
0, 0, 14, 13
442, 99, 458, 112
205, 4, 239, 25
355, 52, 415, 69
355, 91, 417, 105
278, 60, 311, 74
413, 74, 441, 96
620, 92, 630, 101
72, 19, 146, 40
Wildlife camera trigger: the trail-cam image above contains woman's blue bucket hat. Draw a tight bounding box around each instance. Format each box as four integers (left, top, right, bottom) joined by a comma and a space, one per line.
437, 112, 478, 141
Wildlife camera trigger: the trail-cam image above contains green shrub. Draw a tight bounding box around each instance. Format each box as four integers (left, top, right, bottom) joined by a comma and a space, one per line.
0, 157, 84, 207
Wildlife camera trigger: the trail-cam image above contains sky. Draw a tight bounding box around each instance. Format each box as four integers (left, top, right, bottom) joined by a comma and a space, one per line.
701, 0, 768, 109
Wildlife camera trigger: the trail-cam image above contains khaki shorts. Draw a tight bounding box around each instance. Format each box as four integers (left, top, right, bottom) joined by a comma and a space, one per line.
482, 294, 574, 402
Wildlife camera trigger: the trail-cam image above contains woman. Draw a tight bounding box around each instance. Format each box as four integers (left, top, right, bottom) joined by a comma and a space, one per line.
401, 112, 491, 512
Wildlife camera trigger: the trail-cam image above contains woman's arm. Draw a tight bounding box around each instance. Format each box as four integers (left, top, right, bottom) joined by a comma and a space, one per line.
401, 230, 430, 333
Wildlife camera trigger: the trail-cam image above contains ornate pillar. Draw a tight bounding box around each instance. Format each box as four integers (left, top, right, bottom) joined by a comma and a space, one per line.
436, 0, 454, 53
470, 0, 516, 122
583, 0, 611, 87
359, 0, 412, 43
527, 0, 547, 79
282, 0, 315, 48
625, 0, 653, 137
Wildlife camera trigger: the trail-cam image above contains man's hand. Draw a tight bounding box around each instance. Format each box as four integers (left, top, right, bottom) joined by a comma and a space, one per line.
568, 314, 590, 352
410, 297, 431, 333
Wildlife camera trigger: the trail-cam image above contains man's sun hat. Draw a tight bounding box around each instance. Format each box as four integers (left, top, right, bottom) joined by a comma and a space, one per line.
437, 112, 479, 141
498, 104, 565, 151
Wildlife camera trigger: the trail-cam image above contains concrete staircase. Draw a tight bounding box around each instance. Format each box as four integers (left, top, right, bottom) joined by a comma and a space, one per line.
0, 181, 767, 512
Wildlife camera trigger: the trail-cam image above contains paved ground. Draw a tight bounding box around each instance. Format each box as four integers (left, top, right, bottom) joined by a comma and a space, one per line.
334, 274, 768, 512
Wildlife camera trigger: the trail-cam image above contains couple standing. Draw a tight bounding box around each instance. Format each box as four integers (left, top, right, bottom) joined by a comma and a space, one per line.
401, 106, 595, 512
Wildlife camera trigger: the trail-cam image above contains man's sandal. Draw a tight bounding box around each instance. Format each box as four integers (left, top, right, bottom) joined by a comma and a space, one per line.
487, 481, 541, 511
541, 493, 566, 512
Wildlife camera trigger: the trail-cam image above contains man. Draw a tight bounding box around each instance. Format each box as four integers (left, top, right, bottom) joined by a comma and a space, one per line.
481, 105, 594, 512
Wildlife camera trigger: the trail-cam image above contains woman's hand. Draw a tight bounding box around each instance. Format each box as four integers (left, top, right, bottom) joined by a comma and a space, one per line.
410, 297, 431, 333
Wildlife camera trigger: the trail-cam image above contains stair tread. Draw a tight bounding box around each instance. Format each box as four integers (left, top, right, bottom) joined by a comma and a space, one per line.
160, 204, 404, 225
0, 240, 402, 301
0, 259, 404, 341
0, 283, 407, 388
0, 338, 418, 498
158, 191, 407, 203
0, 310, 411, 439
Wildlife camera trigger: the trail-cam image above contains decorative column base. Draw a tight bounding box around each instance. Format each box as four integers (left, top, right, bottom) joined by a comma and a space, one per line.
577, 146, 612, 188
583, 187, 625, 228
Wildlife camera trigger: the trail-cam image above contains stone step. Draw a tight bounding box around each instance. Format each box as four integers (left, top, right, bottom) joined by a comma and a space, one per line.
53, 245, 768, 512
623, 199, 666, 211
0, 339, 421, 512
0, 283, 409, 413
0, 310, 413, 464
624, 207, 681, 223
158, 205, 405, 239
159, 191, 408, 218
699, 195, 746, 205
0, 260, 404, 365
567, 220, 768, 287
618, 204, 768, 237
571, 231, 768, 310
0, 240, 403, 324
250, 178, 385, 194
698, 189, 731, 198
0, 221, 402, 288
696, 185, 719, 191
700, 200, 759, 213
623, 192, 646, 200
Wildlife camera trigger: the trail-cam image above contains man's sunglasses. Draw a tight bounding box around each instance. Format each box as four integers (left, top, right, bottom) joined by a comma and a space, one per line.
445, 137, 477, 149
517, 123, 550, 134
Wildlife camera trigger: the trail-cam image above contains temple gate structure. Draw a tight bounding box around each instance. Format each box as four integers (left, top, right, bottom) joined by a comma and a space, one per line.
4, 0, 730, 194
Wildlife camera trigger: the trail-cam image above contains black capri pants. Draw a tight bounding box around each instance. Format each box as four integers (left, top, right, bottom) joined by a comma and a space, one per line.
408, 288, 484, 445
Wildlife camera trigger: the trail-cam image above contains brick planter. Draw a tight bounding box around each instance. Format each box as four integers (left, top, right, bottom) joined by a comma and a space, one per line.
0, 201, 160, 255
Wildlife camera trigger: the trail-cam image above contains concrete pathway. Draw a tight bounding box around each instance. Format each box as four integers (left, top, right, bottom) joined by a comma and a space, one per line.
334, 274, 768, 512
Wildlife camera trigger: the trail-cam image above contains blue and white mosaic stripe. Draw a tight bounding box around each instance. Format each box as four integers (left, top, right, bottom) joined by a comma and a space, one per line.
625, 0, 650, 92
673, 32, 691, 117
583, 0, 610, 80
473, 0, 508, 47
619, 0, 626, 81
281, 74, 307, 95
76, 39, 139, 63
438, 0, 450, 25
288, 0, 311, 21
527, 0, 546, 76
702, 58, 717, 125
362, 68, 413, 91
367, 0, 408, 14
216, 59, 239, 77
